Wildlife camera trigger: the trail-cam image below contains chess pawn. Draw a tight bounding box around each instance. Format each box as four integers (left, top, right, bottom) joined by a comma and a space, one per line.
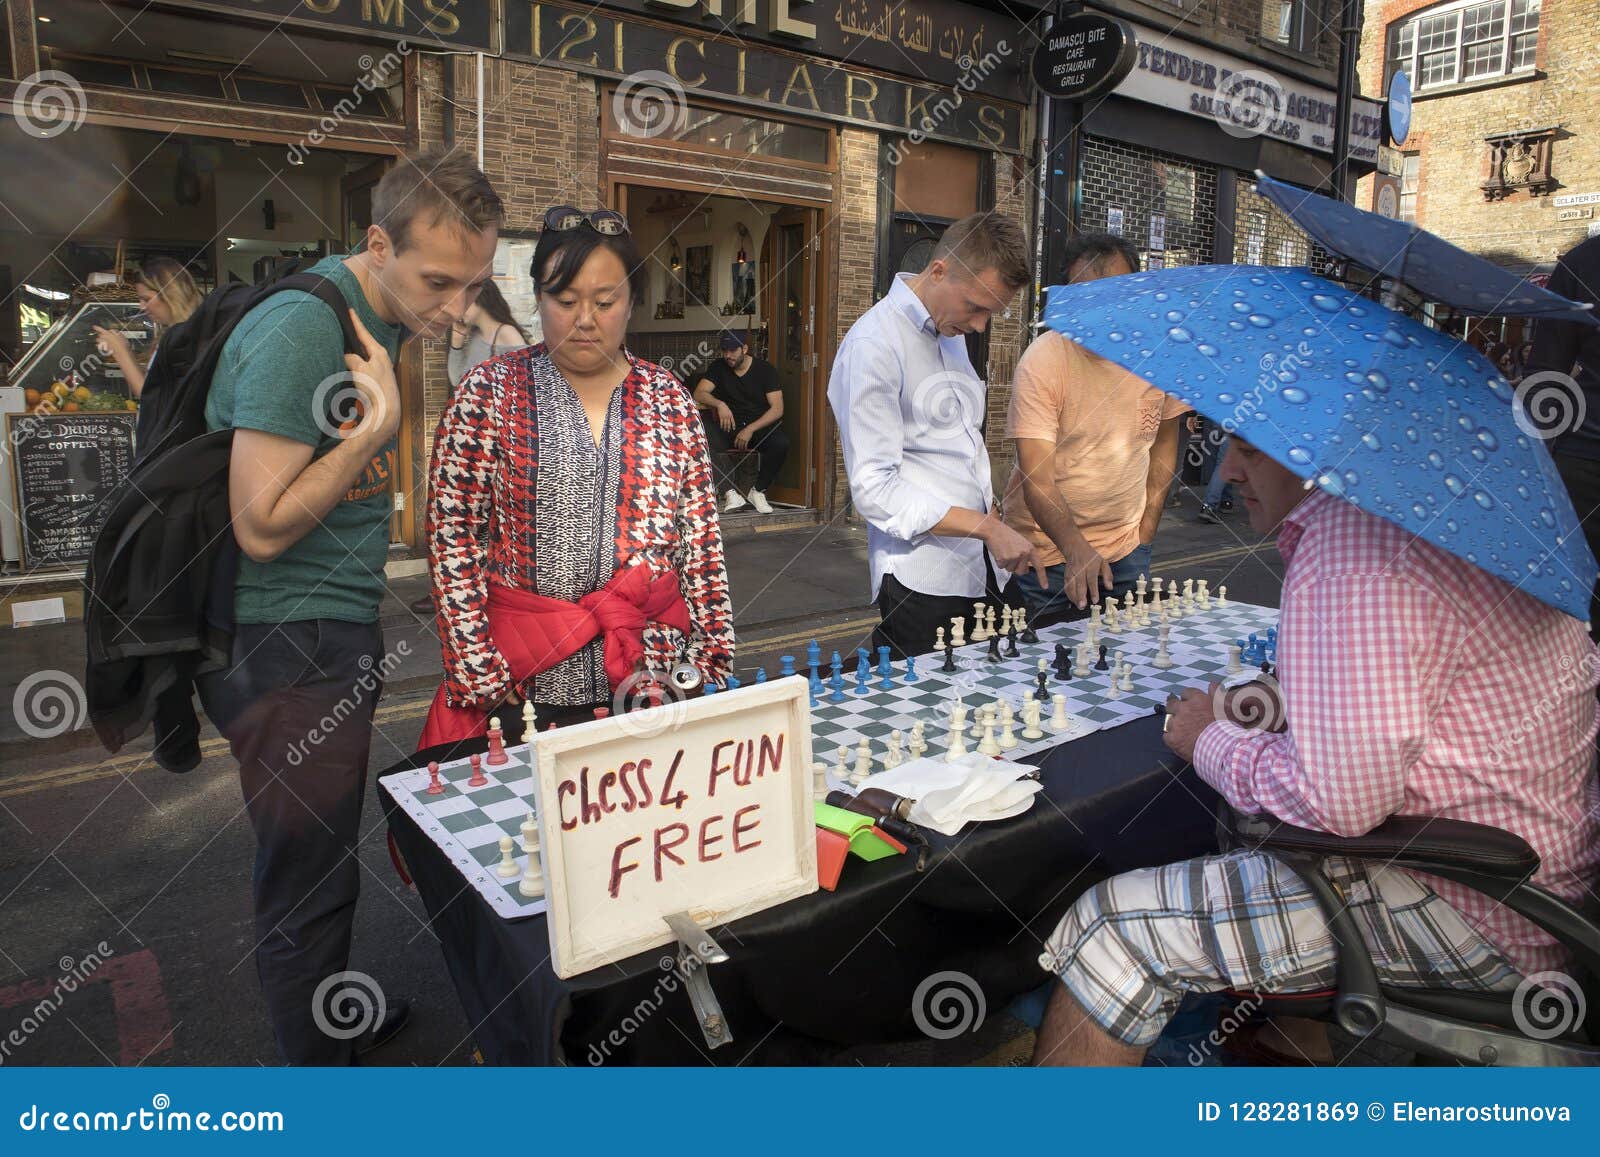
908, 721, 927, 759
812, 761, 830, 799
486, 715, 509, 766
977, 720, 1001, 756
496, 835, 521, 878
1119, 662, 1134, 692
1106, 668, 1122, 699
1218, 584, 1229, 606
998, 701, 1017, 749
837, 745, 852, 780
935, 626, 946, 652
1050, 693, 1071, 733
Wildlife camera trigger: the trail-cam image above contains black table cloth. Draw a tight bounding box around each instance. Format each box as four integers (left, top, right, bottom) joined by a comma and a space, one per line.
379, 712, 1221, 1065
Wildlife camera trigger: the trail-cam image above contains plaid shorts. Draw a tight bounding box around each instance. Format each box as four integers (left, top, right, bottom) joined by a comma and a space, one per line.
1039, 850, 1523, 1048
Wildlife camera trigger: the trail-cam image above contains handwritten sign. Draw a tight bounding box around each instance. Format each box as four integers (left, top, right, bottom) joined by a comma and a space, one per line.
532, 676, 817, 978
6, 412, 136, 570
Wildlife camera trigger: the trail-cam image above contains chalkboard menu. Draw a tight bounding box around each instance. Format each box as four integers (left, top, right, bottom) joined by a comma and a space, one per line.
6, 412, 136, 569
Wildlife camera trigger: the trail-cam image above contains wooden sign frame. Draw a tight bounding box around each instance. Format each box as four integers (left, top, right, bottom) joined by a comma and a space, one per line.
531, 675, 817, 979
6, 411, 137, 571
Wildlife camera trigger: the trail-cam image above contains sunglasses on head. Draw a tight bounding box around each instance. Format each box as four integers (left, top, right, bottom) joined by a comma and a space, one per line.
543, 205, 630, 236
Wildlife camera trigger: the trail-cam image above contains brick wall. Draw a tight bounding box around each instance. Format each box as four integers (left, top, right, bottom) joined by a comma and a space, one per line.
829, 128, 880, 518
984, 152, 1036, 500
415, 56, 603, 479
1354, 0, 1599, 269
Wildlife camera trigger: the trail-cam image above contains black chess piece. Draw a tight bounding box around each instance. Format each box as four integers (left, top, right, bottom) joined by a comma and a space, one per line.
1004, 628, 1019, 658
1260, 660, 1275, 677
1021, 618, 1040, 645
1056, 647, 1073, 680
1035, 670, 1050, 702
986, 634, 1002, 663
1094, 644, 1109, 671
941, 643, 957, 673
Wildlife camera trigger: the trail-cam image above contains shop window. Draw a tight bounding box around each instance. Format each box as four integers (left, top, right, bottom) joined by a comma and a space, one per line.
236, 77, 313, 111
1386, 0, 1539, 92
1400, 153, 1421, 221
313, 84, 390, 119
54, 55, 138, 89
147, 66, 227, 100
891, 141, 980, 221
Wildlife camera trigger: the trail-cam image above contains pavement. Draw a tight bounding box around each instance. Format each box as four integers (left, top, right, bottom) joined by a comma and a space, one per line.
0, 489, 1284, 1066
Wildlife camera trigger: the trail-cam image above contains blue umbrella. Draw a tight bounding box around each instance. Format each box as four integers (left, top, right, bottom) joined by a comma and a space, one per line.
1040, 264, 1597, 621
1253, 172, 1599, 325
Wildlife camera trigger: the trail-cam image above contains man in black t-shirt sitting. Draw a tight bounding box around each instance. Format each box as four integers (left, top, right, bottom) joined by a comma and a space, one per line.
693, 331, 789, 514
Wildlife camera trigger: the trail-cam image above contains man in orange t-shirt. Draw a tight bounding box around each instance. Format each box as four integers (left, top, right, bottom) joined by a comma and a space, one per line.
1003, 235, 1190, 624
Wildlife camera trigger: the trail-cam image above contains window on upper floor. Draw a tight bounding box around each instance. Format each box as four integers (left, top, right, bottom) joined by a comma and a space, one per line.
1400, 154, 1421, 221
1386, 0, 1540, 92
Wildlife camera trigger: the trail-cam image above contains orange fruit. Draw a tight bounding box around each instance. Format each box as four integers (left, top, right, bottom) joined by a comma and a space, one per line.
23, 389, 40, 406
62, 402, 79, 411
50, 381, 69, 398
72, 385, 90, 401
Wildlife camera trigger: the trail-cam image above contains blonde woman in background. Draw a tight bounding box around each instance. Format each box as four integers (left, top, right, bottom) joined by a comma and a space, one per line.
91, 257, 204, 397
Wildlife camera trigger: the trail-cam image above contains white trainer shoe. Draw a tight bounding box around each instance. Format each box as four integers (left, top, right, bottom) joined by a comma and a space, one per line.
723, 489, 749, 513
748, 489, 774, 514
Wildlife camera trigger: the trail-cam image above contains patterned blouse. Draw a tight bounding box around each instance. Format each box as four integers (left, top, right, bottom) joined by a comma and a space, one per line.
427, 344, 735, 708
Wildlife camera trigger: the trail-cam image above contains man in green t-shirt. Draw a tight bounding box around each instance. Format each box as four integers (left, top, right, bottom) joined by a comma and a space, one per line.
196, 149, 502, 1065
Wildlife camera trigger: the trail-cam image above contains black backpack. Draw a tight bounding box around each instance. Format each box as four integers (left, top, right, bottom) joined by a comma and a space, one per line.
86, 267, 362, 768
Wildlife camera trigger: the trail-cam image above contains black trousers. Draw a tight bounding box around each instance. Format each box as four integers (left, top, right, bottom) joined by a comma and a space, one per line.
196, 619, 384, 1065
872, 572, 1024, 660
703, 417, 790, 492
1556, 452, 1600, 641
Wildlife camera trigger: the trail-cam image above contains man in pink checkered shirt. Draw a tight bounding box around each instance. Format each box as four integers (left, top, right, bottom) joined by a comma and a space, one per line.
1034, 434, 1600, 1066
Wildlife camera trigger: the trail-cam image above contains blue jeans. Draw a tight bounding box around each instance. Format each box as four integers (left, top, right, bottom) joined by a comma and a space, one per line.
1204, 467, 1233, 508
1015, 542, 1152, 626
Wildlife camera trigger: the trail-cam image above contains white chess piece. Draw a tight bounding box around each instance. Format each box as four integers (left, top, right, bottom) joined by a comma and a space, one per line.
1153, 623, 1174, 669
909, 721, 927, 759
1119, 662, 1134, 692
972, 601, 988, 640
521, 699, 537, 744
1226, 644, 1243, 674
1198, 579, 1211, 610
1182, 578, 1195, 612
1149, 582, 1163, 620
982, 605, 995, 640
1021, 699, 1044, 740
520, 810, 538, 853
950, 703, 969, 735
518, 839, 545, 899
935, 626, 946, 651
1015, 607, 1029, 638
977, 719, 1000, 756
998, 701, 1017, 749
945, 717, 969, 761
496, 835, 520, 878
1218, 584, 1229, 607
884, 730, 904, 770
951, 616, 966, 648
1136, 574, 1148, 603
837, 745, 851, 781
999, 605, 1013, 639
1106, 667, 1122, 699
853, 738, 872, 784
1050, 693, 1070, 733
1073, 645, 1091, 678
1105, 600, 1120, 633
812, 761, 830, 799
1167, 580, 1181, 617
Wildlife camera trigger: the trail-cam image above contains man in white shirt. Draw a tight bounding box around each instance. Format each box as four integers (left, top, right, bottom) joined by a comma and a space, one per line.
828, 213, 1044, 658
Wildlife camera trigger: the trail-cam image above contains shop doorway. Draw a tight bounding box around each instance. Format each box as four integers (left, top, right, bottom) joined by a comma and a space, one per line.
617, 183, 825, 512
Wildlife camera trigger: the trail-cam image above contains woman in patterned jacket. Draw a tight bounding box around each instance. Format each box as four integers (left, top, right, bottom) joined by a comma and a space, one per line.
419, 206, 734, 745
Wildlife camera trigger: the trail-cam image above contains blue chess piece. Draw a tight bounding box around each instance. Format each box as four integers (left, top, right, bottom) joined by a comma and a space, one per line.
779, 654, 796, 678
704, 682, 719, 695
877, 649, 893, 691
831, 650, 843, 678
829, 668, 846, 703
807, 640, 821, 670
905, 655, 918, 683
755, 667, 768, 683
727, 674, 742, 690
855, 648, 870, 695
809, 672, 821, 705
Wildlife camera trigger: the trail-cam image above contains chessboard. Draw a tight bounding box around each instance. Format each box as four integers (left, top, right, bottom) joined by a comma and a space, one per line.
811, 597, 1280, 791
381, 593, 1280, 921
382, 738, 548, 919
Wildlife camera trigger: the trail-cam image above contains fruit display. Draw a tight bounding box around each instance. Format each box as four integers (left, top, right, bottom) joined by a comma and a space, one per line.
24, 382, 135, 415
7, 301, 148, 415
